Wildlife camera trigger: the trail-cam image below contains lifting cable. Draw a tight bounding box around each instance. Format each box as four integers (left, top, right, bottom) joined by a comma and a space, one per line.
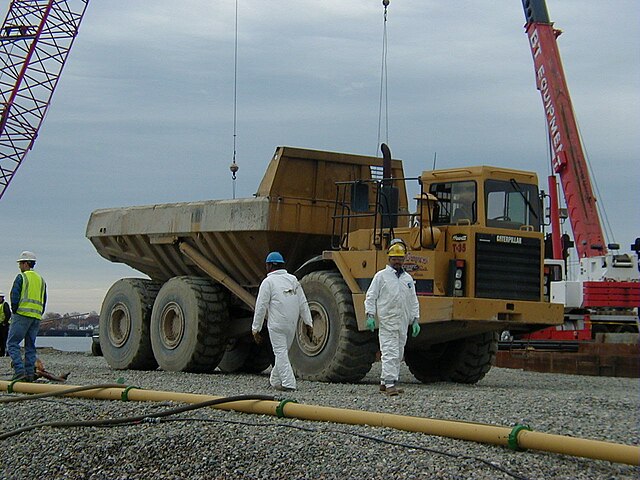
576, 121, 615, 244
229, 0, 240, 198
545, 113, 616, 247
376, 0, 390, 156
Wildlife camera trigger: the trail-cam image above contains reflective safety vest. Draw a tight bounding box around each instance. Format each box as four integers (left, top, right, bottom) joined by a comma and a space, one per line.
0, 302, 7, 324
17, 270, 46, 320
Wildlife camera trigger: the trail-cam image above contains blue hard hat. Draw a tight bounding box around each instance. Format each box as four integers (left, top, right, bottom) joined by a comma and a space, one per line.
265, 251, 285, 263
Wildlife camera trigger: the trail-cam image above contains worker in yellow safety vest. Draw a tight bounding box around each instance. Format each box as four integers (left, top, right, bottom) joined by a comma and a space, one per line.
6, 251, 47, 382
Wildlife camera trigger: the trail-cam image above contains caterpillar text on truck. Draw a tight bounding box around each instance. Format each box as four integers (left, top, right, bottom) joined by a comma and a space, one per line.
519, 0, 639, 341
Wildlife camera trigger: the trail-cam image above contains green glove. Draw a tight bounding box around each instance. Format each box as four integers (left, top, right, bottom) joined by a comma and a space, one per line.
366, 314, 376, 332
411, 322, 421, 337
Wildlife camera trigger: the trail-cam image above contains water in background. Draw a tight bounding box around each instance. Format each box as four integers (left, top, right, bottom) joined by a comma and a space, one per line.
36, 336, 92, 353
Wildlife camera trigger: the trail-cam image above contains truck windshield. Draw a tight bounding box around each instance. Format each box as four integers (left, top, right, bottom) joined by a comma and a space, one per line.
485, 179, 540, 230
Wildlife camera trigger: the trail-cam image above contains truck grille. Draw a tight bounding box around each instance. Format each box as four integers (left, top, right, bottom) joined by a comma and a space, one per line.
475, 233, 541, 301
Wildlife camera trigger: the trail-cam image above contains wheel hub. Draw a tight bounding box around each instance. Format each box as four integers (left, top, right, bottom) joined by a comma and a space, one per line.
159, 301, 185, 350
297, 300, 329, 356
108, 302, 131, 348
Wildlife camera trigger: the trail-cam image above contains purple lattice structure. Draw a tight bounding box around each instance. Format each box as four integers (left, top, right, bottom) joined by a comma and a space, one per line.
0, 0, 89, 200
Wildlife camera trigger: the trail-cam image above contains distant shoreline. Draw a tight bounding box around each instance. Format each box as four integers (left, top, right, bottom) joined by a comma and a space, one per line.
38, 330, 93, 337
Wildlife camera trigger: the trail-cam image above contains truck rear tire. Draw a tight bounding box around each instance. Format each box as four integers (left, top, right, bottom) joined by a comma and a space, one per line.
150, 276, 229, 373
406, 331, 498, 384
242, 340, 274, 374
218, 339, 251, 373
290, 271, 377, 382
91, 341, 102, 357
404, 343, 447, 383
99, 278, 160, 370
218, 337, 274, 374
218, 336, 274, 374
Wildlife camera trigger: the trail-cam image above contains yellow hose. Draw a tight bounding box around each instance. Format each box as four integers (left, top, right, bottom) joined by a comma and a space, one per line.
1, 380, 638, 466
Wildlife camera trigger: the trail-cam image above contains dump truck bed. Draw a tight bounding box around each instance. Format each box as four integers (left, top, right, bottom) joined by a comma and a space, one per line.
86, 146, 407, 289
86, 197, 333, 288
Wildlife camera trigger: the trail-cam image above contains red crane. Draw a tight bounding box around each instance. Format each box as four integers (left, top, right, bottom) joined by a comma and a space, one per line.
0, 0, 89, 200
522, 0, 608, 259
520, 0, 639, 338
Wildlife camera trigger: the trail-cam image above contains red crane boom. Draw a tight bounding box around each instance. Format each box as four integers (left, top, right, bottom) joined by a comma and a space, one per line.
0, 0, 89, 200
521, 0, 606, 259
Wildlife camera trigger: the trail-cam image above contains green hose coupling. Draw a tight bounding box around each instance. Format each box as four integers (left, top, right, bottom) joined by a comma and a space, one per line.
121, 385, 141, 401
508, 424, 532, 451
276, 399, 297, 418
7, 379, 21, 394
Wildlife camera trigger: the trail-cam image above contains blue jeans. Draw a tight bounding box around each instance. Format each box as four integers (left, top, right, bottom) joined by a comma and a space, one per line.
7, 313, 40, 376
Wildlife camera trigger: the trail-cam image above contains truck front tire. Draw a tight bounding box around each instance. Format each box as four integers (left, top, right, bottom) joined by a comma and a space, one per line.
99, 278, 160, 370
290, 271, 377, 382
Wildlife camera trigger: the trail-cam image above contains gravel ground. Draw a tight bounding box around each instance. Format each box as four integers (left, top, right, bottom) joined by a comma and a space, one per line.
1, 350, 638, 480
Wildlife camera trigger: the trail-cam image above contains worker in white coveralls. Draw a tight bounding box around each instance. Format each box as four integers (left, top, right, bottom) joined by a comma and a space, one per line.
252, 252, 313, 392
365, 240, 420, 396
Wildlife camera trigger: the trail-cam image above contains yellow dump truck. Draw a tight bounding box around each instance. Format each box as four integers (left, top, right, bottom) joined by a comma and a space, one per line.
87, 145, 563, 383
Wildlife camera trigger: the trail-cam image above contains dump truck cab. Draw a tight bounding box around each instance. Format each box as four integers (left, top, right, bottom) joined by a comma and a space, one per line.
291, 160, 562, 383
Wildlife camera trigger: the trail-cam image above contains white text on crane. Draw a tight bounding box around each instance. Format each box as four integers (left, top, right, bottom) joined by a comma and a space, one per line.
528, 28, 567, 172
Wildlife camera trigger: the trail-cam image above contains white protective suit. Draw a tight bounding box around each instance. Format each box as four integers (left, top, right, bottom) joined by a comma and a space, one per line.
252, 269, 313, 390
364, 264, 420, 386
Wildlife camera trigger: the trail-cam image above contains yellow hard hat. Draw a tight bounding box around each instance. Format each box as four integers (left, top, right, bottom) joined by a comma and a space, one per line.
387, 243, 407, 257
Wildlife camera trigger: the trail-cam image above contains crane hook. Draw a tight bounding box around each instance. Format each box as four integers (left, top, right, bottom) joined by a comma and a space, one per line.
230, 161, 239, 180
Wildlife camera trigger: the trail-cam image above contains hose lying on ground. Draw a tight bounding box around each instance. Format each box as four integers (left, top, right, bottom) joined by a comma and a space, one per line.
0, 383, 129, 403
1, 380, 638, 466
1, 385, 527, 479
0, 392, 275, 440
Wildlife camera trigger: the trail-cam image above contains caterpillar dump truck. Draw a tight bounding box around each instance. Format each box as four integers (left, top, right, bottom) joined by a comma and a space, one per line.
87, 145, 563, 383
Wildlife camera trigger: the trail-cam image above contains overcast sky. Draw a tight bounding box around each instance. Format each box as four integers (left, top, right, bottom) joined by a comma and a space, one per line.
0, 0, 638, 314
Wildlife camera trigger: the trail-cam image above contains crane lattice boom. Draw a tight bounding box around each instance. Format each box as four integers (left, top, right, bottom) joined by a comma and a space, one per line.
0, 0, 89, 200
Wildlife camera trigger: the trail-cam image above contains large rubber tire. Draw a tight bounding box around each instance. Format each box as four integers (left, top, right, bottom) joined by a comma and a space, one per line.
218, 336, 274, 374
99, 278, 161, 370
218, 339, 251, 373
406, 331, 499, 384
404, 343, 448, 383
91, 341, 102, 357
242, 339, 274, 374
290, 271, 377, 382
150, 276, 229, 373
